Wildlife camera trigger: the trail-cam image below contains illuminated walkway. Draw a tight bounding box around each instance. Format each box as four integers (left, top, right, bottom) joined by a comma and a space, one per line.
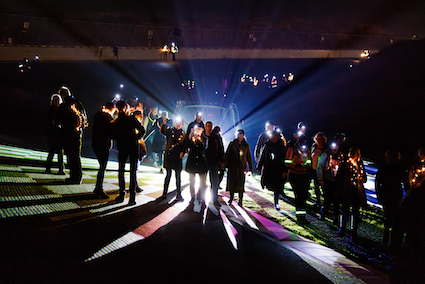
0, 145, 389, 283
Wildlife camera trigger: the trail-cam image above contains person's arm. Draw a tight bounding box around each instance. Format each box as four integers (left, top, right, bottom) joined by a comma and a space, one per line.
317, 152, 328, 186
247, 144, 254, 173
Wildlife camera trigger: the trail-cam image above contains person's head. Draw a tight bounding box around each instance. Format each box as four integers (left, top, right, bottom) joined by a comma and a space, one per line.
270, 130, 280, 143
417, 147, 425, 162
116, 100, 128, 114
195, 112, 203, 122
58, 86, 71, 100
297, 135, 308, 151
335, 132, 347, 146
329, 141, 339, 154
313, 132, 327, 146
149, 106, 158, 116
265, 120, 275, 131
174, 116, 183, 130
348, 147, 361, 161
237, 129, 245, 142
205, 121, 213, 136
161, 111, 169, 119
297, 121, 306, 135
385, 149, 398, 164
132, 110, 143, 122
103, 101, 116, 116
213, 126, 221, 135
50, 94, 62, 107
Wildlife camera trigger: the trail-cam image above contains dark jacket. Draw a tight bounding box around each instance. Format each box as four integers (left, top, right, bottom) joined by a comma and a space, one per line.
160, 124, 186, 170
254, 131, 269, 160
111, 113, 145, 150
375, 161, 406, 206
257, 139, 287, 191
205, 131, 224, 165
187, 120, 204, 134
55, 96, 88, 137
186, 135, 208, 174
224, 138, 253, 172
317, 149, 345, 182
92, 110, 113, 150
151, 118, 166, 153
341, 158, 367, 206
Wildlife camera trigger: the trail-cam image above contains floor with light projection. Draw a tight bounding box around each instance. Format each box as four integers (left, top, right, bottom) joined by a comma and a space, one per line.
0, 144, 389, 284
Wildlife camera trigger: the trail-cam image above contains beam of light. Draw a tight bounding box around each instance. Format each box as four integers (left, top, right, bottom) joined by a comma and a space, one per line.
84, 231, 144, 262
85, 198, 189, 262
219, 209, 238, 250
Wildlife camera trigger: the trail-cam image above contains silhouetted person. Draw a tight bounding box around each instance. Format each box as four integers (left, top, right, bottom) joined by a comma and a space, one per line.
44, 94, 64, 175
161, 117, 186, 201
375, 149, 407, 245
213, 126, 225, 188
186, 125, 208, 203
151, 111, 168, 173
55, 86, 88, 184
113, 45, 118, 60
338, 147, 367, 242
257, 130, 287, 210
224, 129, 253, 206
187, 112, 204, 134
205, 121, 224, 206
111, 100, 145, 205
143, 105, 159, 162
254, 120, 275, 164
92, 102, 115, 199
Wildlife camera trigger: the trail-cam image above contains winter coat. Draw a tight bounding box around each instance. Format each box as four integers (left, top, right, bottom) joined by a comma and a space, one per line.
257, 139, 286, 191
341, 158, 367, 207
161, 124, 186, 171
186, 135, 208, 174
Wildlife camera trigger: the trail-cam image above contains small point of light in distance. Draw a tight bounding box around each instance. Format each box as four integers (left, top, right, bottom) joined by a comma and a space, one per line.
120, 84, 124, 89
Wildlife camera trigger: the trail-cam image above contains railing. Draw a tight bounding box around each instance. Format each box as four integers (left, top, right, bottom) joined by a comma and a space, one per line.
0, 13, 412, 50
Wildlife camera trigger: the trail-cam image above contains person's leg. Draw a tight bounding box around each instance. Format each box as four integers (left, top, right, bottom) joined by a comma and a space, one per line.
209, 164, 220, 204
175, 169, 183, 200
163, 168, 172, 198
46, 135, 55, 172
128, 149, 138, 204
116, 150, 127, 202
189, 173, 196, 199
94, 147, 109, 195
198, 173, 207, 203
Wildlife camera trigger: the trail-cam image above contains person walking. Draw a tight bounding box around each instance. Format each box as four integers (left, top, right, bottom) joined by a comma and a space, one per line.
92, 102, 115, 199
317, 141, 344, 224
44, 93, 64, 175
375, 149, 407, 245
186, 125, 208, 203
205, 121, 224, 206
285, 135, 311, 224
338, 147, 367, 242
161, 116, 186, 201
111, 100, 145, 206
224, 129, 253, 206
257, 130, 287, 210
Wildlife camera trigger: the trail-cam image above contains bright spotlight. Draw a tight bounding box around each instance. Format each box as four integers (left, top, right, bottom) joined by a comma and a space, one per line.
115, 94, 120, 99
120, 84, 124, 89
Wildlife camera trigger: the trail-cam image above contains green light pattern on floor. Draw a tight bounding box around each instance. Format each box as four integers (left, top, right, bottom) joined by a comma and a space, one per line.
0, 201, 80, 218
0, 194, 61, 202
0, 184, 55, 196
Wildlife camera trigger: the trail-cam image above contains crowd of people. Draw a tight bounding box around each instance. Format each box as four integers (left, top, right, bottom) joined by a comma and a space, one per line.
44, 87, 425, 262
